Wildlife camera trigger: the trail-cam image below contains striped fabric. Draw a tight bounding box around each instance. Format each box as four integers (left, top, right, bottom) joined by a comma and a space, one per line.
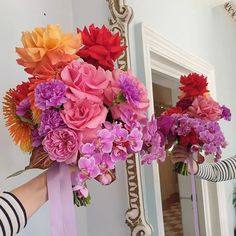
195, 156, 236, 182
0, 192, 27, 236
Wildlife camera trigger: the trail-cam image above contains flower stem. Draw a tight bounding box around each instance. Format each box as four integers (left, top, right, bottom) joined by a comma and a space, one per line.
174, 162, 188, 176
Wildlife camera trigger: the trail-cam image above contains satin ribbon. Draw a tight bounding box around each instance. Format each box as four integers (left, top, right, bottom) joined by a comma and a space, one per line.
188, 153, 200, 236
47, 163, 77, 236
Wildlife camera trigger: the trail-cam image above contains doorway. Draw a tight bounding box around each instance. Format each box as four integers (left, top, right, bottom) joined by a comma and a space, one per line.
152, 70, 206, 236
135, 23, 226, 236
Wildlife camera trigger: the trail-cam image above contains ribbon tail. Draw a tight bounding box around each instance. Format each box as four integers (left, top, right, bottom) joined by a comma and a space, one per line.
59, 163, 77, 236
47, 163, 64, 236
47, 163, 77, 236
188, 153, 200, 236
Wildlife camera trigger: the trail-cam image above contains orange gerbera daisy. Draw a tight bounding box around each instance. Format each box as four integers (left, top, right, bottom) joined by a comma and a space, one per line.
3, 88, 33, 152
16, 24, 82, 75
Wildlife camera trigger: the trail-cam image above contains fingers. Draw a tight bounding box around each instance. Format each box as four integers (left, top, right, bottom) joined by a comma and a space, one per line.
173, 144, 187, 152
171, 144, 188, 164
171, 157, 186, 164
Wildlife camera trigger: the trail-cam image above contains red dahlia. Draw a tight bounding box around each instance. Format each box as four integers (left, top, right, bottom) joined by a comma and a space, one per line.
164, 107, 183, 116
11, 82, 30, 105
77, 24, 126, 71
179, 73, 209, 98
179, 131, 198, 147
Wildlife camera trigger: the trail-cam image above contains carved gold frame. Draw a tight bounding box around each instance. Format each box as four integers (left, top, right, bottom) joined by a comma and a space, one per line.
224, 2, 236, 20
106, 1, 152, 235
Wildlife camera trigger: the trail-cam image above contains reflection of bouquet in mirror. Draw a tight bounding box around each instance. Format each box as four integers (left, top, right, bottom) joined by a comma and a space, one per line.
157, 73, 231, 175
2, 24, 166, 208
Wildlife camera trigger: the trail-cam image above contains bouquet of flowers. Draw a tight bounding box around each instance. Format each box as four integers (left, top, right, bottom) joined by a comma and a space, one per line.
2, 24, 166, 210
156, 73, 231, 175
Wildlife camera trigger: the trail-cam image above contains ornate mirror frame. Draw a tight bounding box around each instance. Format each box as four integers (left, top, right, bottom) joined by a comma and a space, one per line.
106, 0, 152, 235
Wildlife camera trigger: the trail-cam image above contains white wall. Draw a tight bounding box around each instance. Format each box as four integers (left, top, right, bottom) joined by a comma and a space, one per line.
0, 1, 84, 236
127, 0, 236, 235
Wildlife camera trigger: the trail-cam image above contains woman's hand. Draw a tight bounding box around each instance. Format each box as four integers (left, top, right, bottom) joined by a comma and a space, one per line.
172, 144, 199, 174
172, 144, 188, 163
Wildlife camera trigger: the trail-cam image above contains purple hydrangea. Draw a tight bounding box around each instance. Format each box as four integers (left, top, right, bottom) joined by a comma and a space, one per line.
38, 109, 65, 136
35, 80, 67, 110
168, 113, 228, 160
221, 105, 231, 121
118, 74, 140, 107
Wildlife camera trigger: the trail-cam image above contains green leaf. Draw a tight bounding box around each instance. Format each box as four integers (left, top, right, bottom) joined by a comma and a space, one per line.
17, 115, 34, 125
6, 170, 26, 179
113, 92, 126, 105
174, 162, 188, 176
73, 192, 91, 207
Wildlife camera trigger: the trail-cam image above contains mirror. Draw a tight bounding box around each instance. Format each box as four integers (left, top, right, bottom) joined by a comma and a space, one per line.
107, 1, 234, 235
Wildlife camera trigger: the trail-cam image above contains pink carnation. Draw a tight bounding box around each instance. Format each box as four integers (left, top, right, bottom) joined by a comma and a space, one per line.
42, 128, 79, 164
104, 69, 149, 120
188, 95, 222, 121
60, 97, 108, 142
61, 60, 110, 102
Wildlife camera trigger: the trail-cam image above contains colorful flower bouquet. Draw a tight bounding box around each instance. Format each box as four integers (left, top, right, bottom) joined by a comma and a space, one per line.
2, 24, 166, 209
156, 73, 231, 175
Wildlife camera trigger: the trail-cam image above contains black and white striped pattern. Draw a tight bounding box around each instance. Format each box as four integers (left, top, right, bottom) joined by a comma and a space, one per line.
0, 192, 27, 236
195, 156, 236, 182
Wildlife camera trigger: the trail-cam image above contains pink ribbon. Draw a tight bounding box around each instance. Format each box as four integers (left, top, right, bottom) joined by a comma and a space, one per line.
47, 163, 77, 236
188, 153, 200, 236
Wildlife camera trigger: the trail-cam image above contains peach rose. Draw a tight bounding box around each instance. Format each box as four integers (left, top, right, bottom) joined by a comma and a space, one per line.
16, 24, 82, 74
60, 97, 108, 142
61, 61, 110, 103
188, 95, 222, 121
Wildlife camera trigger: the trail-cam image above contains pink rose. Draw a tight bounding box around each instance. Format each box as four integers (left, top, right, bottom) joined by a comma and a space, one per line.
42, 128, 79, 164
61, 60, 110, 102
60, 97, 108, 142
188, 95, 222, 121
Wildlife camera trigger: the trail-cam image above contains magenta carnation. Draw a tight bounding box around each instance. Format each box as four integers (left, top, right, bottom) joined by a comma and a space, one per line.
38, 109, 65, 137
35, 80, 67, 110
221, 105, 231, 121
